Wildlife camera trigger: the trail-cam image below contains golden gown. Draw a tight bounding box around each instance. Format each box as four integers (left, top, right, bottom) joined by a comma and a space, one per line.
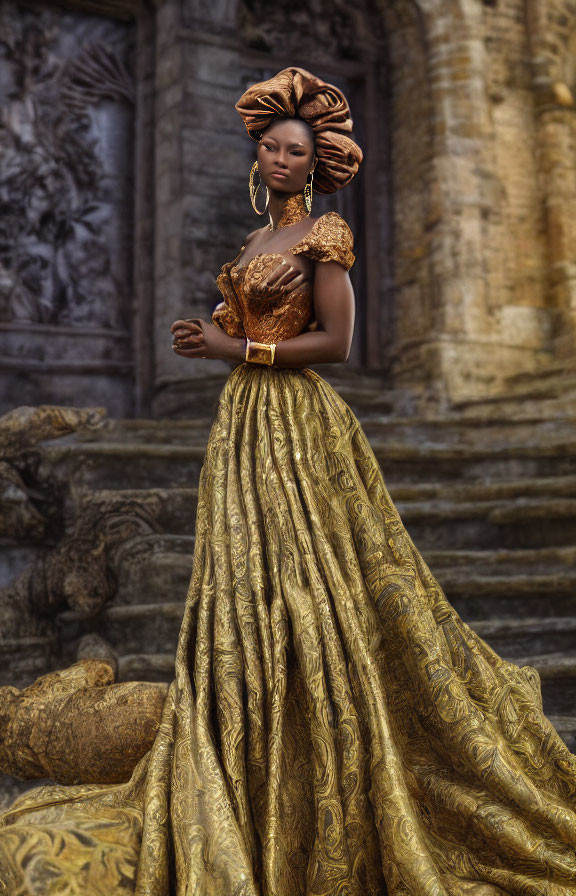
0, 212, 575, 896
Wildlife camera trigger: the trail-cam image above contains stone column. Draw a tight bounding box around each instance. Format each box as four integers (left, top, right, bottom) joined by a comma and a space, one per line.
151, 1, 256, 416
525, 0, 576, 360
391, 0, 557, 408
391, 0, 499, 407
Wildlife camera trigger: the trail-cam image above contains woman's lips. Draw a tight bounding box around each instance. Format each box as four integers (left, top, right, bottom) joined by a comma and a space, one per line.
271, 172, 288, 179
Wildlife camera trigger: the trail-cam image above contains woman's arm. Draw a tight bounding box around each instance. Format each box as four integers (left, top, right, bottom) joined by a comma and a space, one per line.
171, 259, 355, 367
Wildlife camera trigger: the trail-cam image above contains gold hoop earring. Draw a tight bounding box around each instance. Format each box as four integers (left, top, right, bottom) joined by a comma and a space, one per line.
249, 161, 269, 215
304, 170, 314, 213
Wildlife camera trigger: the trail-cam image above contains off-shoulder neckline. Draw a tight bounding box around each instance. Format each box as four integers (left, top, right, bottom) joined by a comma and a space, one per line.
231, 211, 343, 273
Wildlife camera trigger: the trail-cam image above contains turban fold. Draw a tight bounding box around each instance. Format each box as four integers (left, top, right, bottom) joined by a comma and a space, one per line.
235, 67, 363, 195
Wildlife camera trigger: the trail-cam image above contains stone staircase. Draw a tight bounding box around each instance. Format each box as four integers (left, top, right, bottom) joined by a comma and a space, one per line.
1, 369, 575, 807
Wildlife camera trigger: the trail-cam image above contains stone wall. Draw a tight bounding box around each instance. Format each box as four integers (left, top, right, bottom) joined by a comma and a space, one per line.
385, 0, 576, 409
2, 0, 576, 415
148, 0, 576, 415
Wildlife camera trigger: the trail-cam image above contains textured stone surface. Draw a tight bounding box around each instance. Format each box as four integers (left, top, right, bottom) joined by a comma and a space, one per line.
0, 3, 137, 417
3, 0, 576, 413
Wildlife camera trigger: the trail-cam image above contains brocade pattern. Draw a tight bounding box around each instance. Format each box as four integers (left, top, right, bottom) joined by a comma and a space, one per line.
213, 211, 355, 343
0, 227, 575, 896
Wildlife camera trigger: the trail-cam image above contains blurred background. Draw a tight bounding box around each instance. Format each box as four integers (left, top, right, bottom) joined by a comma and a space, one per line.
0, 0, 575, 804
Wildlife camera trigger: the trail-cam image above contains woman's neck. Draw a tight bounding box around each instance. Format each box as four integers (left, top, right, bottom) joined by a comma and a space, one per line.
268, 191, 309, 231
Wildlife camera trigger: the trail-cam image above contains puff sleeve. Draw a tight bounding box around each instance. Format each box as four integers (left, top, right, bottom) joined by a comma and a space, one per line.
292, 212, 355, 271
212, 266, 246, 338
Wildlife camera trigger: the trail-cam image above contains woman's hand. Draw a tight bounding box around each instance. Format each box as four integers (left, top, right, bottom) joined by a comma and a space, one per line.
170, 318, 245, 363
253, 258, 311, 300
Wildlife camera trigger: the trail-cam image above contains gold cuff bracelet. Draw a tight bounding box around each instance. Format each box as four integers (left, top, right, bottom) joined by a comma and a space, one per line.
245, 339, 276, 366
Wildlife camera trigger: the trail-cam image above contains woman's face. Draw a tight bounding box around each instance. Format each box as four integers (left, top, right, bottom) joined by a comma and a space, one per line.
256, 119, 316, 193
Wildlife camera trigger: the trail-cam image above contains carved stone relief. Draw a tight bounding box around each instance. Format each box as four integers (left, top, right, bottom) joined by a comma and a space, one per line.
0, 3, 135, 330
236, 0, 384, 59
181, 0, 238, 30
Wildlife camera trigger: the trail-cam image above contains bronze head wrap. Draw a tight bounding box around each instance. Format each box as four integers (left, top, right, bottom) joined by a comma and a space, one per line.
235, 67, 363, 195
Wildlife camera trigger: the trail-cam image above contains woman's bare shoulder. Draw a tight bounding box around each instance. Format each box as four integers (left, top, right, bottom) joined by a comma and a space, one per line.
243, 225, 269, 247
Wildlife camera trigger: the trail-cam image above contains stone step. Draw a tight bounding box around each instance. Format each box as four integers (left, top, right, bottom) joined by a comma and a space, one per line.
74, 417, 215, 446
444, 572, 576, 620
69, 402, 576, 449
57, 587, 575, 669
513, 654, 576, 716
105, 531, 576, 611
373, 440, 576, 484
387, 474, 576, 503
37, 437, 576, 491
399, 496, 576, 550
0, 636, 56, 688
453, 362, 576, 419
63, 411, 576, 454
110, 534, 195, 605
39, 441, 207, 490
105, 534, 576, 615
79, 477, 576, 545
425, 545, 576, 576
112, 650, 576, 718
361, 414, 576, 444
118, 652, 175, 682
470, 616, 576, 658
57, 601, 186, 658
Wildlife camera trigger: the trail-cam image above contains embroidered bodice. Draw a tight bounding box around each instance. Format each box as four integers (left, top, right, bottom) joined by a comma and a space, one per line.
212, 212, 355, 343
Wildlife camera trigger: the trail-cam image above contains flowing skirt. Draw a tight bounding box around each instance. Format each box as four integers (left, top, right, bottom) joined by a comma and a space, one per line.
0, 363, 575, 896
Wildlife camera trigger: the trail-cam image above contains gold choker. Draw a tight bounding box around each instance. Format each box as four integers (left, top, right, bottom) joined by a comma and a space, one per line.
268, 191, 309, 231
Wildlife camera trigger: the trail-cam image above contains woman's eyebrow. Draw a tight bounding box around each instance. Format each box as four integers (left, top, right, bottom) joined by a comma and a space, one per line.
262, 138, 306, 148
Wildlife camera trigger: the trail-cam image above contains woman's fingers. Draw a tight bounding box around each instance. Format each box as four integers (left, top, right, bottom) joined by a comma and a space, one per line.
173, 331, 204, 341
283, 270, 310, 289
173, 335, 204, 349
269, 261, 296, 286
264, 262, 309, 292
170, 319, 203, 335
172, 343, 207, 357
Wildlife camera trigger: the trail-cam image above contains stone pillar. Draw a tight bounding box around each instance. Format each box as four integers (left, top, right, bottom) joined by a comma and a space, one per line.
391, 0, 557, 409
525, 0, 576, 359
151, 2, 258, 416
133, 2, 157, 417
391, 0, 497, 407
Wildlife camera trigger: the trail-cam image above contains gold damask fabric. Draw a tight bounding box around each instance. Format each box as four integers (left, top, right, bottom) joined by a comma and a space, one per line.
0, 660, 167, 785
0, 230, 575, 895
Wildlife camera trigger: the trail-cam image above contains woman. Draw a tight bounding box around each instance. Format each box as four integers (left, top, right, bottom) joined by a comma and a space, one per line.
0, 67, 575, 896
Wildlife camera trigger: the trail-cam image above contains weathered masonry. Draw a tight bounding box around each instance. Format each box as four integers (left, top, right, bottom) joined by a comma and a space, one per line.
1, 0, 576, 415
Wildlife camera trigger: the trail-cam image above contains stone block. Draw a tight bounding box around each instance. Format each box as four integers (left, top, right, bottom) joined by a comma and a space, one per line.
499, 305, 554, 349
